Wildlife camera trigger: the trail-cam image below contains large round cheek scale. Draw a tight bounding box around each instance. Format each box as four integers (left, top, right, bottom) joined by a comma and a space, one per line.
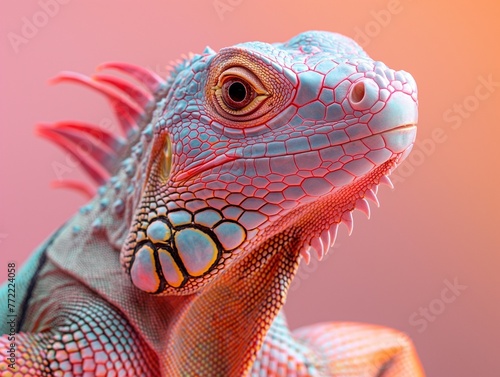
158, 248, 184, 287
130, 245, 160, 293
146, 220, 171, 243
213, 221, 246, 250
175, 228, 218, 277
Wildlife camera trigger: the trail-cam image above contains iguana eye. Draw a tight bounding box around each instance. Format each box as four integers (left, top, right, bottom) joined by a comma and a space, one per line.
213, 67, 268, 117
222, 79, 254, 110
205, 49, 294, 130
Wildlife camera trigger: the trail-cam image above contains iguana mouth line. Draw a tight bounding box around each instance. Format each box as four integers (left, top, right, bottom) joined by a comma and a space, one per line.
173, 153, 238, 183
388, 123, 417, 132
173, 123, 416, 183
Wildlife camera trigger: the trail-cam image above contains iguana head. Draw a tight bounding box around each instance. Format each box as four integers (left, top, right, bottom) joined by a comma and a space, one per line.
117, 31, 417, 295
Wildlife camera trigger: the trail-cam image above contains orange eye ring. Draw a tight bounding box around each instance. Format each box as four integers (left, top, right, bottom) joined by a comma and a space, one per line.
212, 66, 269, 118
205, 48, 295, 130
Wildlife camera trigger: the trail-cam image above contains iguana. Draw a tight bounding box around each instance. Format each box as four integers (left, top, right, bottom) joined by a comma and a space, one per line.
0, 31, 424, 376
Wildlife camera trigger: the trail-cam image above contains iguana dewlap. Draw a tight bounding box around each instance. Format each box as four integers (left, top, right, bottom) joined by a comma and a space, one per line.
0, 31, 424, 376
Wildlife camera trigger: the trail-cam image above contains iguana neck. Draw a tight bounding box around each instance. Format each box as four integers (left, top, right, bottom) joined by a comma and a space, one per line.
161, 230, 301, 375
65, 173, 301, 375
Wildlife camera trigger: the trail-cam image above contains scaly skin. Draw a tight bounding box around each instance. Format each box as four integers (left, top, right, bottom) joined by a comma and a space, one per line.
0, 31, 424, 376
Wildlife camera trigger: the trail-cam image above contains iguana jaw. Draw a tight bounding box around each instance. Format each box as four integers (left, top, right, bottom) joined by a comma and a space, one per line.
296, 156, 400, 262
123, 119, 416, 293
287, 124, 417, 262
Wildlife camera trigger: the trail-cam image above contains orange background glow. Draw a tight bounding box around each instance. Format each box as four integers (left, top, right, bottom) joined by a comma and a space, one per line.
1, 1, 499, 375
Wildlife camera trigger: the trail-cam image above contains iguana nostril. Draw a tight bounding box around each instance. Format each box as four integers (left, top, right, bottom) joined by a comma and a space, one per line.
350, 81, 365, 103
349, 79, 379, 110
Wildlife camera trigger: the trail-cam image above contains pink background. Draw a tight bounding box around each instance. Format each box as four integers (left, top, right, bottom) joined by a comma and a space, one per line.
1, 1, 499, 375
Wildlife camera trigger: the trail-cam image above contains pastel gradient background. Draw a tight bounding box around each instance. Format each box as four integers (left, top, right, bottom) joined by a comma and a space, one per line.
1, 1, 499, 375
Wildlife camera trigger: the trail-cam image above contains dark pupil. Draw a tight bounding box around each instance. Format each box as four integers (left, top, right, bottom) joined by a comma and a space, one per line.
228, 81, 247, 102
